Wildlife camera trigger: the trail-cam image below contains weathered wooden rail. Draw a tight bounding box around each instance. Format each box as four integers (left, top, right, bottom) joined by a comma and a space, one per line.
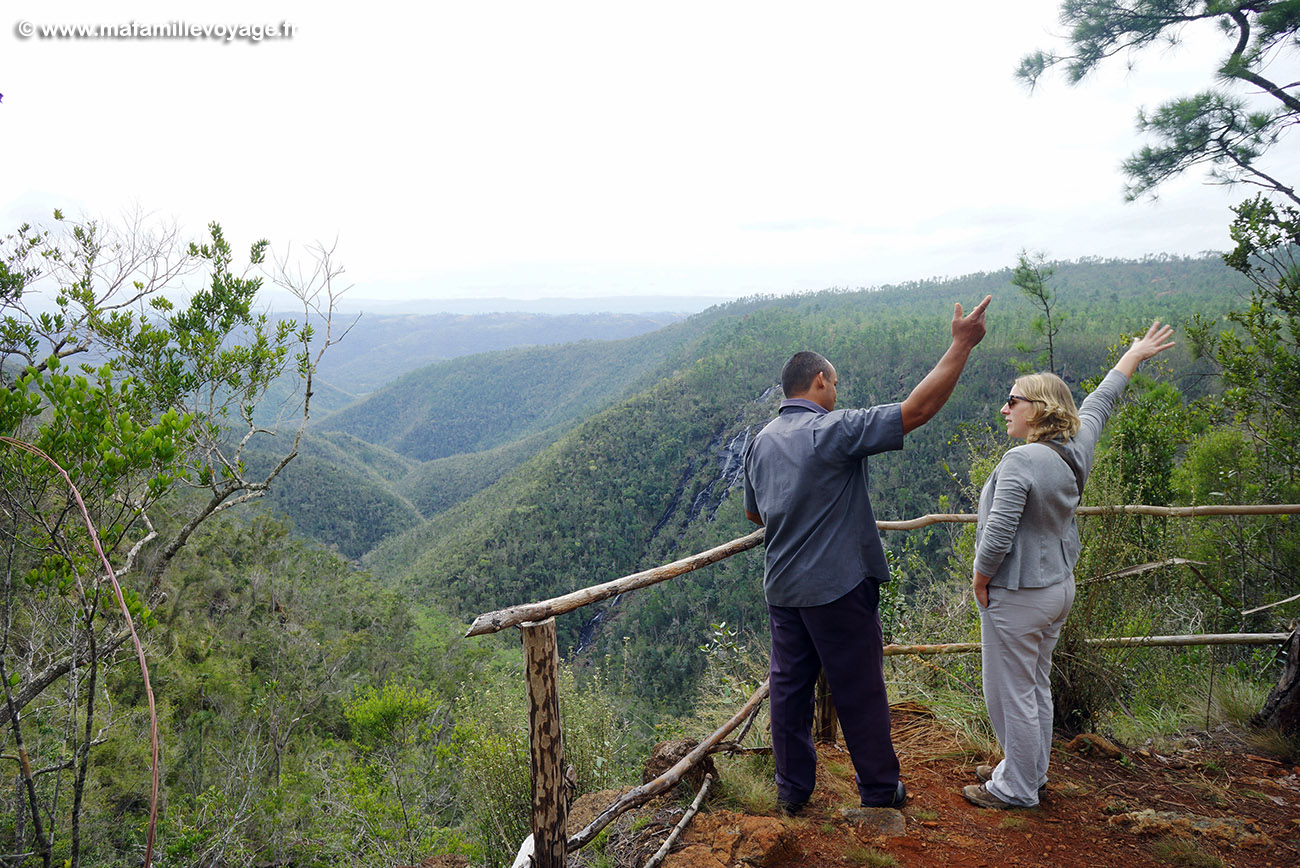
470, 504, 1300, 868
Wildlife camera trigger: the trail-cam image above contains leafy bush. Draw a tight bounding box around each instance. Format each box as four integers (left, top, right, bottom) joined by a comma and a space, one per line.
450, 661, 643, 867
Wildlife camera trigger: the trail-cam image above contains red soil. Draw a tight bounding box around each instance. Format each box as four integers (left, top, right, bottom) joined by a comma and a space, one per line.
652, 704, 1300, 868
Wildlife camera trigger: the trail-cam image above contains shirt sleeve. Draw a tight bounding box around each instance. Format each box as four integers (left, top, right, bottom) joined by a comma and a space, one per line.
974, 449, 1032, 579
820, 403, 904, 459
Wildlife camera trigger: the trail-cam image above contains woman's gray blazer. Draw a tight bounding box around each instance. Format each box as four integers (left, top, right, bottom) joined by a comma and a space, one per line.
973, 369, 1129, 590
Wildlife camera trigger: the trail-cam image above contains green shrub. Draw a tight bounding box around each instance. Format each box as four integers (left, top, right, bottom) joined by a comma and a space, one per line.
450, 661, 643, 866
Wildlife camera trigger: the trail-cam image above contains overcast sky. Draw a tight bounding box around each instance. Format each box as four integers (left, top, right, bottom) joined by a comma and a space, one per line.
4, 1, 1297, 310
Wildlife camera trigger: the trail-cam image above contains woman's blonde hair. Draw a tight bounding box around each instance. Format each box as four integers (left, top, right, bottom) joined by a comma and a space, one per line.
1014, 373, 1080, 443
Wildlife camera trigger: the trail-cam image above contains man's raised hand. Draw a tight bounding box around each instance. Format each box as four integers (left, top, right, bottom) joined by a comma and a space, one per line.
952, 294, 992, 349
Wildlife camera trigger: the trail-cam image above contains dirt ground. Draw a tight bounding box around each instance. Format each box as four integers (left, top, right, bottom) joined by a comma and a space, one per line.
582, 703, 1300, 868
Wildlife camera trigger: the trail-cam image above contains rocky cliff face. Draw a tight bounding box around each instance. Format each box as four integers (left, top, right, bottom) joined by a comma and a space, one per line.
648, 383, 781, 545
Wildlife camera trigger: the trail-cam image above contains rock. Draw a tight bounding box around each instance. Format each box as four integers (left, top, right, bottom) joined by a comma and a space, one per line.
1107, 809, 1272, 846
1064, 733, 1124, 759
567, 788, 632, 837
663, 844, 728, 868
838, 806, 907, 836
643, 738, 718, 797
662, 810, 801, 867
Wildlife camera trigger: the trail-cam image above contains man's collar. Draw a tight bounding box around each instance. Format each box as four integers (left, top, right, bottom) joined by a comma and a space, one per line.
779, 398, 828, 415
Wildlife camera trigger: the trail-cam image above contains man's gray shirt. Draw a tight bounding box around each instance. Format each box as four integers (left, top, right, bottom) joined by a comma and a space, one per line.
743, 398, 904, 607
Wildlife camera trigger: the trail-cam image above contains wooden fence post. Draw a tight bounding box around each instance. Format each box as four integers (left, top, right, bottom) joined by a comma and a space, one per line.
521, 618, 566, 868
814, 669, 838, 744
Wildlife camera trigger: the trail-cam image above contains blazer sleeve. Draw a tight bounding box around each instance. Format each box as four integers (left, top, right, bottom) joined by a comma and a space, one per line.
973, 449, 1033, 579
1073, 369, 1129, 465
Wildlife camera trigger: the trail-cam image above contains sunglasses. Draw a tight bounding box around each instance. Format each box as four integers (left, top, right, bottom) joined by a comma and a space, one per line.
1006, 394, 1044, 407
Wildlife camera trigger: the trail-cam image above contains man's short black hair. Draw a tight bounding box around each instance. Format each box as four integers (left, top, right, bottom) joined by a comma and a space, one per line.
781, 351, 832, 398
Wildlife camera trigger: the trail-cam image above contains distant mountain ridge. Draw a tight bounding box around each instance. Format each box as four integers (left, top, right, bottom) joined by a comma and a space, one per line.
309, 310, 686, 398
331, 295, 737, 316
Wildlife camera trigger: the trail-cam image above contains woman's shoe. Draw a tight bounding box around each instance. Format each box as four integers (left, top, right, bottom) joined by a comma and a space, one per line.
975, 764, 1047, 792
962, 783, 1020, 810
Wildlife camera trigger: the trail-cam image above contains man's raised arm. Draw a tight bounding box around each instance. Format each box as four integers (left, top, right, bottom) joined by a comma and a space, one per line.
899, 295, 991, 434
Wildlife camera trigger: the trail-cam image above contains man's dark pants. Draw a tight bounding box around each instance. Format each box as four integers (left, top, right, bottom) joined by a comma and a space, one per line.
767, 578, 898, 805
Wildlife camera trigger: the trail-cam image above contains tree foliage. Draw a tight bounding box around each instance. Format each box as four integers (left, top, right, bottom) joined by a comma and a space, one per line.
1019, 1, 1300, 204
1011, 250, 1065, 374
1185, 196, 1300, 619
0, 212, 346, 866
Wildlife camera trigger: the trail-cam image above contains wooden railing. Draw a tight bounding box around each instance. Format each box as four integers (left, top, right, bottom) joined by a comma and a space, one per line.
467, 504, 1300, 868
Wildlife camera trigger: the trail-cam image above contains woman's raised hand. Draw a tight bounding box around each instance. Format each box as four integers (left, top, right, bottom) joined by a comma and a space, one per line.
1116, 320, 1175, 377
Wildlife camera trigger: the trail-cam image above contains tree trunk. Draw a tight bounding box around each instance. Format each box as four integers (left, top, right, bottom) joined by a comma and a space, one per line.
1253, 627, 1300, 737
71, 621, 98, 868
0, 657, 52, 868
521, 618, 566, 868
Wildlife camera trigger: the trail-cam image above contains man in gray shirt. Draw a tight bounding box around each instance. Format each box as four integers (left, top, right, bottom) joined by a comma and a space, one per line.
743, 295, 990, 812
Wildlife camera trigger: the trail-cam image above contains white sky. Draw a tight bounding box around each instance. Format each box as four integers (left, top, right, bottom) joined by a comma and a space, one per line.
3, 1, 1297, 306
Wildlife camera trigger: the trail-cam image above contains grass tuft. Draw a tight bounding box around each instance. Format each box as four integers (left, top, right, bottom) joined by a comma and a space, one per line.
1242, 725, 1300, 763
1182, 674, 1270, 731
841, 843, 899, 867
711, 752, 778, 815
1149, 836, 1227, 868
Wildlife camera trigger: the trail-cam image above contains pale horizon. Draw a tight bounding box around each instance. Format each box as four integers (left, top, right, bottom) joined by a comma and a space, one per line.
4, 1, 1295, 306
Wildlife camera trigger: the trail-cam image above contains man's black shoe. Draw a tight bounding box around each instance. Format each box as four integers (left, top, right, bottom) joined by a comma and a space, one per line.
778, 799, 808, 817
860, 781, 907, 809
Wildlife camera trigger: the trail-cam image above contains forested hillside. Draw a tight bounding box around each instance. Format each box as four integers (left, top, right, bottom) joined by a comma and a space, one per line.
258, 309, 740, 555
357, 255, 1247, 707
317, 336, 680, 460
265, 255, 1242, 564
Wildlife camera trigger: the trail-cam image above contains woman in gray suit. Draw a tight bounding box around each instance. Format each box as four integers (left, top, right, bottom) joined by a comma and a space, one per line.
963, 321, 1175, 809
